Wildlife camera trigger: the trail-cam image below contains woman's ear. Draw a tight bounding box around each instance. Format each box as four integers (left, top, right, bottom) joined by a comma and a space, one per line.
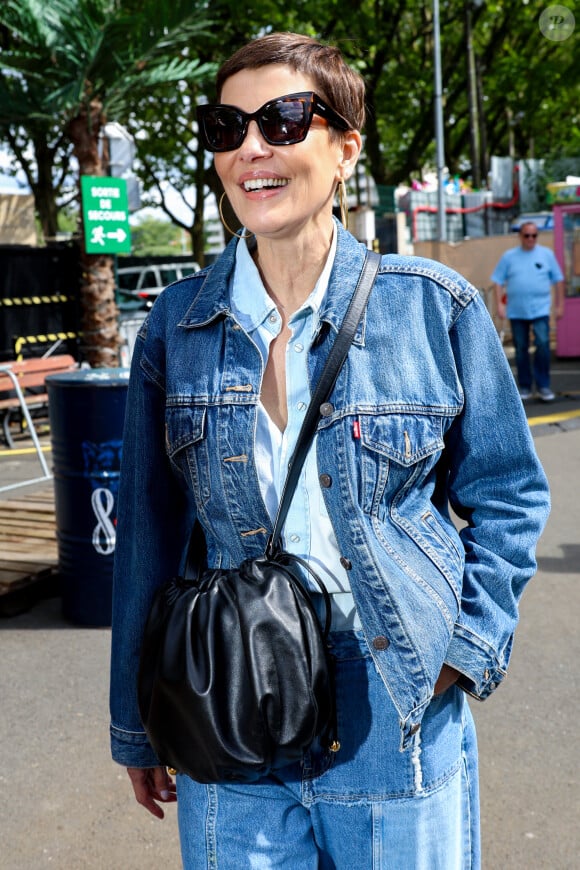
339, 130, 363, 181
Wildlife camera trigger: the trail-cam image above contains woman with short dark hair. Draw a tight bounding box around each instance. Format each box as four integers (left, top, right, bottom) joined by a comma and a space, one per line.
110, 32, 550, 869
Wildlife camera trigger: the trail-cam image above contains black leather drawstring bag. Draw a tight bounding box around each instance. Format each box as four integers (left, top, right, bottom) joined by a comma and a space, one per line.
137, 251, 380, 784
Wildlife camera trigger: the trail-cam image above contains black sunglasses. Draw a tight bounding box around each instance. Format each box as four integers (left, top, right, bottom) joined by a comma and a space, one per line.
197, 91, 350, 153
523, 232, 538, 238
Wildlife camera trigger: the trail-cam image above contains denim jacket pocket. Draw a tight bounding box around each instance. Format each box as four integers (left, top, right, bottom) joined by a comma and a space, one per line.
398, 507, 465, 609
358, 411, 461, 620
165, 405, 211, 505
358, 412, 445, 518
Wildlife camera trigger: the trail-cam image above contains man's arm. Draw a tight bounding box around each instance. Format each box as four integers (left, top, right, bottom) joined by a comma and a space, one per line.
493, 281, 507, 320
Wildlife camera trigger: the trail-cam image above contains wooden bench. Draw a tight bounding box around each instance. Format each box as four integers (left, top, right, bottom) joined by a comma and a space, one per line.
0, 354, 77, 449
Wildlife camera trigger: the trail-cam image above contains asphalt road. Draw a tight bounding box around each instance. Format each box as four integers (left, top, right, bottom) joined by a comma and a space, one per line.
1, 356, 579, 869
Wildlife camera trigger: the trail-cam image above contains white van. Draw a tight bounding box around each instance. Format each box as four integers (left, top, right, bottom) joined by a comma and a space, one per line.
117, 261, 200, 308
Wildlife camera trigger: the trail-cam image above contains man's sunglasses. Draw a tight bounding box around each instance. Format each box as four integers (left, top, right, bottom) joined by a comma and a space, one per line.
197, 91, 350, 153
523, 232, 538, 238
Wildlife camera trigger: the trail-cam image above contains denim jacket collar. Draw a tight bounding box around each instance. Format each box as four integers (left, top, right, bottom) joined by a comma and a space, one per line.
178, 220, 368, 345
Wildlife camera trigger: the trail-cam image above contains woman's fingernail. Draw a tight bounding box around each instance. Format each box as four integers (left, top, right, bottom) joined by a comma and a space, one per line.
160, 789, 170, 800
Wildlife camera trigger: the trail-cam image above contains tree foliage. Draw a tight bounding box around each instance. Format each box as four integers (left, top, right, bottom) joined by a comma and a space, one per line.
125, 0, 579, 251
0, 0, 214, 365
128, 214, 184, 256
0, 0, 578, 270
0, 0, 214, 123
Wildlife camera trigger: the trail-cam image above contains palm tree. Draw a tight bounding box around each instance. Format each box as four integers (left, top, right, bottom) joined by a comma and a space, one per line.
0, 0, 213, 366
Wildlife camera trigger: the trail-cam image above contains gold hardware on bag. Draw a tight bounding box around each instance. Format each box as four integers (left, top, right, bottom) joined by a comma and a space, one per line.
329, 740, 341, 752
167, 767, 177, 775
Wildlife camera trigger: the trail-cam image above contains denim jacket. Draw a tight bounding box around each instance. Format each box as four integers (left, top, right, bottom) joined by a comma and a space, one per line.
110, 223, 550, 766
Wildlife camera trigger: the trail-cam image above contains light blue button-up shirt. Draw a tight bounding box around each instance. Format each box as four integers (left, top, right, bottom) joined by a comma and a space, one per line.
230, 230, 360, 630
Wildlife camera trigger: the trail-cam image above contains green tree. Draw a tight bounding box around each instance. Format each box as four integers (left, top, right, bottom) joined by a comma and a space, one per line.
126, 79, 210, 263
123, 0, 577, 266
1, 0, 578, 301
128, 215, 183, 257
474, 1, 579, 163
266, 0, 578, 188
0, 0, 213, 366
123, 0, 319, 261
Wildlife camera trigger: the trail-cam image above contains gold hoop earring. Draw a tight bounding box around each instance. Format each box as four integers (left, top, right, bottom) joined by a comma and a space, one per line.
218, 193, 253, 240
338, 179, 349, 230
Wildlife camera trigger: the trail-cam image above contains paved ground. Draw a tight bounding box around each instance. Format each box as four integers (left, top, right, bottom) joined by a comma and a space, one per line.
0, 356, 579, 868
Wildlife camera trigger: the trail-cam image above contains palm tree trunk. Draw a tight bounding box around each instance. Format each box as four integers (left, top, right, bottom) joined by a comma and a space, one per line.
67, 99, 121, 368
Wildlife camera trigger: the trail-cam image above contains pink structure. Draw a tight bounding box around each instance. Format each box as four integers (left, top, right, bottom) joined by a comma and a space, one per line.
554, 203, 580, 357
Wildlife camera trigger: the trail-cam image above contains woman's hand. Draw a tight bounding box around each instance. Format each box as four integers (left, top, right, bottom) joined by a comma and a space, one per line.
126, 766, 177, 818
434, 664, 461, 696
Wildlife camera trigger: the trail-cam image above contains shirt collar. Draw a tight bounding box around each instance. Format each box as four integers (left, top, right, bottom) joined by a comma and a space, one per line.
230, 224, 337, 333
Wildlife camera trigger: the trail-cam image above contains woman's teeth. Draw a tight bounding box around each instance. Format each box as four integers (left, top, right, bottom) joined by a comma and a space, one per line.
243, 178, 289, 192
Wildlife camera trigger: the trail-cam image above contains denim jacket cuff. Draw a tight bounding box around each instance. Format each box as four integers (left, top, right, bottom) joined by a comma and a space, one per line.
110, 724, 160, 768
445, 629, 508, 700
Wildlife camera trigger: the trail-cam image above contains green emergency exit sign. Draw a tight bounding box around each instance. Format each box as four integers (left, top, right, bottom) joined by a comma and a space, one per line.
81, 176, 132, 254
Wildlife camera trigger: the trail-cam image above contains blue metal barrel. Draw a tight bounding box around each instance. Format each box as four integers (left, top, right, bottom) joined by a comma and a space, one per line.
46, 369, 130, 626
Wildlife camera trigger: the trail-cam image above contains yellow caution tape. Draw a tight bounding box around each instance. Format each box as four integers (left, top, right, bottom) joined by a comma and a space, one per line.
0, 294, 70, 306
14, 332, 78, 358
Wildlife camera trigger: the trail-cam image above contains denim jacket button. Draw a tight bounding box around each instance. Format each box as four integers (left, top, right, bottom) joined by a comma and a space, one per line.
340, 556, 352, 570
319, 473, 332, 488
372, 635, 390, 651
319, 402, 334, 417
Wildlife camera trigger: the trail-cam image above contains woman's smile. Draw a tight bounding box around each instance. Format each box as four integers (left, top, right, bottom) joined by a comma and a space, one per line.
240, 174, 290, 194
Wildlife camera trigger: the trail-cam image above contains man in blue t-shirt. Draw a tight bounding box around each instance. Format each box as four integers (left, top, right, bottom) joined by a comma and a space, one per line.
492, 221, 564, 401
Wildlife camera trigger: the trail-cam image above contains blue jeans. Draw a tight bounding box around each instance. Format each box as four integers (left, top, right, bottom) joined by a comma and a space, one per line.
176, 631, 481, 869
510, 316, 551, 390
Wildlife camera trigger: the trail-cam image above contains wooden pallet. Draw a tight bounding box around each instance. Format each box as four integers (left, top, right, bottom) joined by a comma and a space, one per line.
0, 489, 59, 615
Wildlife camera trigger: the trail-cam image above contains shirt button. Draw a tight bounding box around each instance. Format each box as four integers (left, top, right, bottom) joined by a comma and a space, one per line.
319, 473, 332, 488
294, 342, 304, 353
340, 556, 352, 570
268, 313, 278, 324
320, 402, 334, 417
289, 533, 300, 543
297, 401, 307, 412
372, 635, 390, 651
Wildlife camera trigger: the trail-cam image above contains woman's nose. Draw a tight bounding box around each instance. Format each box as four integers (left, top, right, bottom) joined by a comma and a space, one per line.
237, 120, 272, 158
